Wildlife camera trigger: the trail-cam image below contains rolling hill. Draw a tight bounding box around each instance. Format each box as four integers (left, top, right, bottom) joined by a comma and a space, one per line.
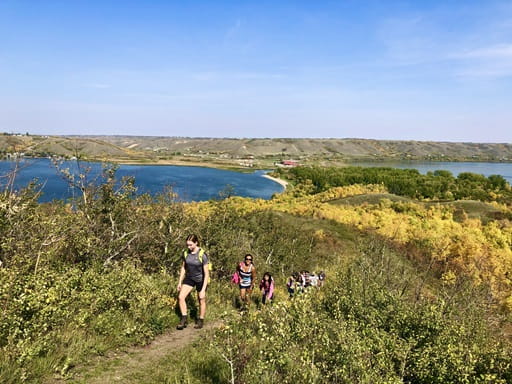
2, 134, 512, 163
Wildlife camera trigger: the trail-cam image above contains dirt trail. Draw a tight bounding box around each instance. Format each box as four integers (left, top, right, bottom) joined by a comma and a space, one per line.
48, 321, 221, 384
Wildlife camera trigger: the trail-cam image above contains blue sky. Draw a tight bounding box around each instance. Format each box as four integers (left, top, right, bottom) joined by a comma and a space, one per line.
1, 1, 511, 142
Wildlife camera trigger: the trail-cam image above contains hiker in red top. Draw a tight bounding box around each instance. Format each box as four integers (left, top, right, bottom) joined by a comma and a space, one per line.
259, 272, 275, 305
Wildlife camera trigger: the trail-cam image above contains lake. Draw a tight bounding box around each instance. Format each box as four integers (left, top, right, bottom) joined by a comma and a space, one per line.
2, 159, 512, 203
0, 159, 284, 202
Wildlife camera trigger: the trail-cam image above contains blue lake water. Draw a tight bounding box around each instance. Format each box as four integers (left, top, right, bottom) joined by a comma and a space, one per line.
2, 159, 512, 203
0, 159, 284, 202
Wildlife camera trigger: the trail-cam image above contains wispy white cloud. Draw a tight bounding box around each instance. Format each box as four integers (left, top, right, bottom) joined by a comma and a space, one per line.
377, 14, 448, 66
84, 83, 112, 89
232, 72, 284, 80
190, 72, 219, 82
190, 70, 285, 82
453, 43, 512, 79
222, 18, 257, 54
225, 19, 242, 41
377, 6, 512, 80
456, 64, 512, 79
457, 43, 512, 59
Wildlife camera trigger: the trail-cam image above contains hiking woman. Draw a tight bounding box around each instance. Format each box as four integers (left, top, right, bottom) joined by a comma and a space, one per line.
237, 253, 256, 310
287, 272, 298, 298
259, 272, 275, 305
176, 234, 209, 330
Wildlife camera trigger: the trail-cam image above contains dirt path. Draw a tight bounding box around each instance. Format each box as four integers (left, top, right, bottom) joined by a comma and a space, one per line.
48, 321, 221, 384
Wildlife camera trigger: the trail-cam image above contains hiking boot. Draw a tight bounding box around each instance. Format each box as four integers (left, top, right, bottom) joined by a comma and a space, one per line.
194, 318, 204, 329
176, 315, 187, 330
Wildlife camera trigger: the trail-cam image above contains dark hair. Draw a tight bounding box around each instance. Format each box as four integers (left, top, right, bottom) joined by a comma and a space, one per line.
186, 234, 199, 245
245, 253, 253, 261
263, 272, 273, 281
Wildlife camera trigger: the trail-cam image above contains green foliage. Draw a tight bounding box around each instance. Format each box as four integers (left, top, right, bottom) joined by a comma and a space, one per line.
1, 163, 511, 383
193, 199, 336, 280
279, 166, 512, 204
0, 264, 175, 383
1, 164, 195, 272
209, 240, 512, 384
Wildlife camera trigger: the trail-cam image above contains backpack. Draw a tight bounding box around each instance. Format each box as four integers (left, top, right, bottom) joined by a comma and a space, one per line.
231, 269, 240, 284
231, 262, 252, 284
183, 248, 212, 283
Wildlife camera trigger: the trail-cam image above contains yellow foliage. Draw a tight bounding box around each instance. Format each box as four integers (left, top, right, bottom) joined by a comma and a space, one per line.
503, 295, 512, 312
313, 184, 388, 202
278, 188, 512, 308
314, 229, 326, 240
181, 185, 512, 309
441, 270, 457, 286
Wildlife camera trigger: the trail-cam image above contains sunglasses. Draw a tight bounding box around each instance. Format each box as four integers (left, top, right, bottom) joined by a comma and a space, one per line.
245, 258, 252, 261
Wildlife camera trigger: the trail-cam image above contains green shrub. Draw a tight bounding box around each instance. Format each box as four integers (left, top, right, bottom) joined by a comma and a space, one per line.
0, 264, 175, 383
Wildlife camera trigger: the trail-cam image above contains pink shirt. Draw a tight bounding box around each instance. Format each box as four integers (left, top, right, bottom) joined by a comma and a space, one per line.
259, 278, 274, 299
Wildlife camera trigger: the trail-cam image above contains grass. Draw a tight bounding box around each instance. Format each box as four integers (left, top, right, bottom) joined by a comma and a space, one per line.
329, 193, 505, 222
125, 339, 229, 384
46, 214, 361, 383
328, 193, 412, 205
4, 198, 508, 383
435, 199, 504, 221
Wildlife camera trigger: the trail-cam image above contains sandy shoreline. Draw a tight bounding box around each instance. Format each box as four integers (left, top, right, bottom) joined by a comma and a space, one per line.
113, 158, 242, 169
92, 156, 290, 189
262, 174, 289, 189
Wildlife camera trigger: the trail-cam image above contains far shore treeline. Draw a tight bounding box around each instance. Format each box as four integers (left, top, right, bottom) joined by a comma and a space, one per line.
1, 162, 512, 383
276, 165, 512, 203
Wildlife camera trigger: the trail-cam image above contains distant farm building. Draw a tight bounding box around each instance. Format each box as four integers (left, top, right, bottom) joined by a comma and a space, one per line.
277, 159, 300, 167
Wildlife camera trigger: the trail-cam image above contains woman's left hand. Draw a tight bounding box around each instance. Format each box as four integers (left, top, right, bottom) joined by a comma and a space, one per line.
199, 290, 206, 300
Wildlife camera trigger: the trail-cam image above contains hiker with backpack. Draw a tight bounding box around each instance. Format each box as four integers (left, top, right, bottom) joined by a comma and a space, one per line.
236, 253, 256, 310
318, 270, 326, 287
309, 271, 319, 288
287, 272, 298, 298
259, 272, 275, 305
176, 234, 209, 330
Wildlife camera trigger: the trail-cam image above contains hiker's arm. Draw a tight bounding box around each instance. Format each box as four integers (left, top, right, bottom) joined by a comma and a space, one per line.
199, 262, 209, 299
251, 267, 256, 289
268, 280, 274, 299
177, 261, 185, 291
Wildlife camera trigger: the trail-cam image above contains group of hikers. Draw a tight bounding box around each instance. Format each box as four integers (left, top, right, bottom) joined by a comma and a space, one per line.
175, 234, 325, 330
230, 252, 275, 308
285, 270, 326, 297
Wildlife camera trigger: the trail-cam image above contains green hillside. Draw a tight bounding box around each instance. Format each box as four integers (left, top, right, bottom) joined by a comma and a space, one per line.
1, 164, 512, 383
329, 194, 504, 222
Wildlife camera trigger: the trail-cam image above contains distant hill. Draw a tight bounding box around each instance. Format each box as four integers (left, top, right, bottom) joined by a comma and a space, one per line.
75, 136, 512, 161
2, 134, 512, 163
0, 134, 148, 160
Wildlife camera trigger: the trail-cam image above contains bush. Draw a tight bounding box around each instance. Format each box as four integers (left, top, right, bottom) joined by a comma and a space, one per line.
0, 264, 175, 383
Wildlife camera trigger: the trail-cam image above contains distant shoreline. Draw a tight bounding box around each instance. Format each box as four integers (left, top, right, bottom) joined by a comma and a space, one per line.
112, 158, 244, 169
262, 174, 288, 189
